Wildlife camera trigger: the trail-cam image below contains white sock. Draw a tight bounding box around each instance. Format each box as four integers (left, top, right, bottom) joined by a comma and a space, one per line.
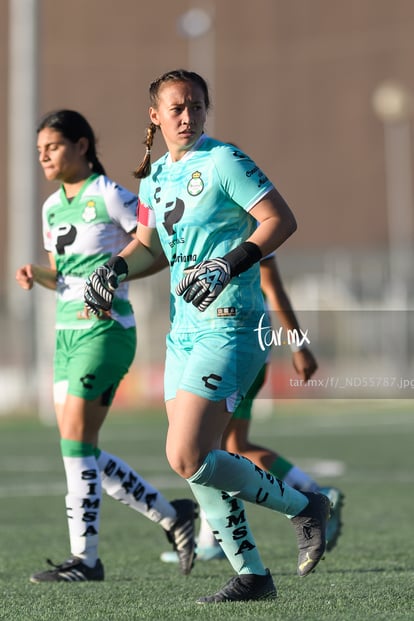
63, 455, 101, 568
197, 508, 220, 548
96, 450, 177, 530
284, 466, 320, 492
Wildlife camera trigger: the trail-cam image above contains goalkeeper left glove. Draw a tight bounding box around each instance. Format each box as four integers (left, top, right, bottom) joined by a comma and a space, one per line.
175, 241, 262, 312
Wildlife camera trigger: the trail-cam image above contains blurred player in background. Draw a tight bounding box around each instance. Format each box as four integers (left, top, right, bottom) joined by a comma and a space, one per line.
84, 69, 331, 603
16, 109, 197, 583
160, 254, 344, 563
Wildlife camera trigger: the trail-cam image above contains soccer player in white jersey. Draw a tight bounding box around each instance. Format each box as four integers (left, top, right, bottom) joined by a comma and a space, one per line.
84, 70, 330, 603
16, 109, 197, 582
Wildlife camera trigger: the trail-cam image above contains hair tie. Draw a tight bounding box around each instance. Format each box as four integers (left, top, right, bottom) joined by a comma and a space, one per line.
145, 148, 151, 155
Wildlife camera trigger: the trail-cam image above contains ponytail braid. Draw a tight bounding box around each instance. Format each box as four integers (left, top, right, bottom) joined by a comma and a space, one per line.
133, 123, 157, 179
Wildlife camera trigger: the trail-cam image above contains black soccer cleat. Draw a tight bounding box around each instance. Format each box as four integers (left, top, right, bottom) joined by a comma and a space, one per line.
165, 499, 198, 575
197, 569, 277, 603
30, 556, 104, 583
291, 491, 331, 577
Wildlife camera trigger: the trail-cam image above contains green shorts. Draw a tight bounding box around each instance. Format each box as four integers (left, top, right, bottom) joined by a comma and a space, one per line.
232, 363, 268, 420
164, 328, 268, 412
54, 319, 136, 405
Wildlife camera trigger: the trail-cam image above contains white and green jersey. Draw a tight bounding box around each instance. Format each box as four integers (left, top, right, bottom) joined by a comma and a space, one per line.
42, 173, 137, 329
138, 135, 274, 333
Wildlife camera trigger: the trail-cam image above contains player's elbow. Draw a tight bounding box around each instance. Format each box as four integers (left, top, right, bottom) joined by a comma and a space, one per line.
290, 211, 298, 234
284, 211, 297, 240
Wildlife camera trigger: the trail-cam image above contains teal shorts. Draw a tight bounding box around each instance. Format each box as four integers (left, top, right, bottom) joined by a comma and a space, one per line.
232, 363, 268, 420
164, 328, 268, 412
54, 320, 136, 405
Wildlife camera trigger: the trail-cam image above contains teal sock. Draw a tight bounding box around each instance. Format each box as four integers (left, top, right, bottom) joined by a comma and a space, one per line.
187, 475, 266, 575
192, 449, 309, 517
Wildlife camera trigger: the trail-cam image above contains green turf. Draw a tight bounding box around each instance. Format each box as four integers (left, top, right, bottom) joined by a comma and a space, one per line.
0, 400, 413, 620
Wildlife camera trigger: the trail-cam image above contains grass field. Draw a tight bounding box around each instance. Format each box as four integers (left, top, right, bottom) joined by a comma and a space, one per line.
0, 399, 413, 621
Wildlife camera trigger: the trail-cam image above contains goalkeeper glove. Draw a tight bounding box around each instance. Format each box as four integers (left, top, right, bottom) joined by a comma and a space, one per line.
176, 241, 262, 312
84, 256, 128, 315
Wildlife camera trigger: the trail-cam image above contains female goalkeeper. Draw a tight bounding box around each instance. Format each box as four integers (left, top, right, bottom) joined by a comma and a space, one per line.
84, 70, 330, 603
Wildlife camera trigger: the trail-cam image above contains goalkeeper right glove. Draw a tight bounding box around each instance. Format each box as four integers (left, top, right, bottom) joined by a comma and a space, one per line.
84, 256, 128, 315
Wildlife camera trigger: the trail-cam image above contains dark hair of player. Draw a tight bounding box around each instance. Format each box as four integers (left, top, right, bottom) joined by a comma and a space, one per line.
37, 109, 106, 176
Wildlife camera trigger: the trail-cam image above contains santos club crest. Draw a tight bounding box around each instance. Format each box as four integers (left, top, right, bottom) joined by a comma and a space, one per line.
82, 201, 97, 223
187, 171, 204, 196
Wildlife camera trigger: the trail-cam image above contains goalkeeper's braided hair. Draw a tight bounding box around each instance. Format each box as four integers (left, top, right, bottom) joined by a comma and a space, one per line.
133, 69, 211, 180
133, 123, 157, 179
37, 109, 106, 175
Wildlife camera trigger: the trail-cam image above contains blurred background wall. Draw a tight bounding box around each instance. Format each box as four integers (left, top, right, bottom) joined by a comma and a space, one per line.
1, 0, 414, 416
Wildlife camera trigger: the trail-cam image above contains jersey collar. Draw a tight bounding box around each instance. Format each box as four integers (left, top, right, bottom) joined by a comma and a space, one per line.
165, 134, 209, 166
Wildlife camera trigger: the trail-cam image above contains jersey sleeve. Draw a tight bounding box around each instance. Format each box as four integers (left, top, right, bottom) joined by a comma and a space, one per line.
42, 215, 52, 252
42, 193, 57, 253
137, 177, 157, 228
213, 144, 275, 212
101, 178, 138, 233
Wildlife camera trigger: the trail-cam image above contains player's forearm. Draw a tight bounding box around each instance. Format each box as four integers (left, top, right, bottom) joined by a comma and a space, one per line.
130, 251, 169, 279
260, 259, 301, 332
118, 237, 161, 278
263, 286, 299, 330
33, 265, 58, 289
249, 216, 296, 257
273, 305, 303, 334
248, 190, 297, 257
21, 264, 57, 290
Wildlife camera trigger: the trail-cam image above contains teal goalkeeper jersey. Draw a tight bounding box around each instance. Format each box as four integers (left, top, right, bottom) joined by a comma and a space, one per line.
42, 173, 138, 330
138, 135, 275, 333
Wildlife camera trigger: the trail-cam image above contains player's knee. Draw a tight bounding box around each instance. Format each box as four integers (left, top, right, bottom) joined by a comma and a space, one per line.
166, 450, 204, 479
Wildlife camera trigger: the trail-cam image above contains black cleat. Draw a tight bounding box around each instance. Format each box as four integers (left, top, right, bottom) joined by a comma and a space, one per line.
30, 556, 104, 583
291, 491, 331, 577
165, 499, 198, 575
197, 569, 276, 603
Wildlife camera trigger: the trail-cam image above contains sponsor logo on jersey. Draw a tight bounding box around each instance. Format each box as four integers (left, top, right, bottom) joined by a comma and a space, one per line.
171, 253, 197, 264
163, 198, 185, 234
245, 166, 269, 188
82, 201, 97, 223
217, 307, 237, 317
187, 171, 204, 196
